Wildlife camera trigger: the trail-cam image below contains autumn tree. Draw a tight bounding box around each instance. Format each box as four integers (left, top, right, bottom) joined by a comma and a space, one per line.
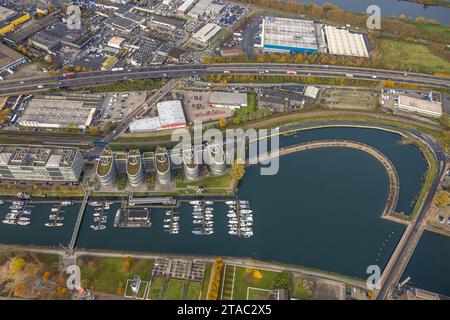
122, 256, 133, 273
434, 191, 450, 207
439, 113, 450, 128
231, 161, 245, 181
218, 118, 227, 128
9, 257, 26, 276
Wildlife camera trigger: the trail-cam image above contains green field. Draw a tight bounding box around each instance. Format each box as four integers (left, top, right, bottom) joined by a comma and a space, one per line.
186, 281, 203, 300
247, 288, 274, 300
415, 24, 450, 43
201, 263, 213, 300
165, 278, 185, 300
221, 265, 235, 300
379, 39, 450, 74
148, 276, 165, 300
78, 257, 154, 295
292, 277, 313, 299
231, 266, 280, 300
176, 174, 232, 189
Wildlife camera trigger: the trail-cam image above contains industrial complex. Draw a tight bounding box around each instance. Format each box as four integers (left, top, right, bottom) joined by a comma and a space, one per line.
259, 16, 369, 58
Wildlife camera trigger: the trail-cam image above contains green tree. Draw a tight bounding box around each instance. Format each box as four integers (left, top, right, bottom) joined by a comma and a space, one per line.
273, 271, 291, 290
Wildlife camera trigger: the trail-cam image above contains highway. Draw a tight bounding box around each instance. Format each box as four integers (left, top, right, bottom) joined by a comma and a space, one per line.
0, 63, 449, 96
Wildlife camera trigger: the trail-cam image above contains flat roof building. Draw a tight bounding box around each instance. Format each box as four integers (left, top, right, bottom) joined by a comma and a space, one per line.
192, 23, 222, 44
0, 145, 84, 182
261, 17, 319, 54
177, 0, 197, 15
129, 100, 186, 133
209, 91, 247, 110
18, 96, 99, 129
324, 25, 369, 58
0, 42, 25, 74
398, 94, 443, 117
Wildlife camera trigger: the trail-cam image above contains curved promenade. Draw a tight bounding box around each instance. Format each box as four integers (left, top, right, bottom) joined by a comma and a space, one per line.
249, 139, 400, 218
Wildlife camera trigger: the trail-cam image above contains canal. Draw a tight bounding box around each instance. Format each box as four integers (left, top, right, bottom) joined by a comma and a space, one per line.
0, 127, 449, 295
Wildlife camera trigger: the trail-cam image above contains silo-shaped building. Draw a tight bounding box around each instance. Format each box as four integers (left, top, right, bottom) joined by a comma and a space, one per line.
126, 150, 144, 187
155, 147, 171, 184
182, 145, 199, 180
96, 149, 117, 188
206, 141, 226, 175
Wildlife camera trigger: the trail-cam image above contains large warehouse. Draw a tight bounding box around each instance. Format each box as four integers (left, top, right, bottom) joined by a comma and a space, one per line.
129, 100, 186, 133
261, 17, 319, 54
323, 25, 369, 58
18, 96, 99, 129
0, 42, 25, 74
192, 23, 222, 44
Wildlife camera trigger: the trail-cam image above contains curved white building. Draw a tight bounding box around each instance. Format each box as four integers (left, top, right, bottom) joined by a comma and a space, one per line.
96, 149, 116, 188
182, 145, 199, 180
206, 141, 226, 175
155, 147, 171, 184
126, 150, 144, 187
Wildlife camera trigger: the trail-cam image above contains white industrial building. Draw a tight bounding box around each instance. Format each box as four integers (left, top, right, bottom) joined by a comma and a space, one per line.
208, 92, 247, 110
188, 0, 225, 17
177, 0, 197, 15
129, 100, 186, 133
397, 94, 443, 117
261, 17, 319, 54
192, 23, 222, 44
324, 25, 369, 58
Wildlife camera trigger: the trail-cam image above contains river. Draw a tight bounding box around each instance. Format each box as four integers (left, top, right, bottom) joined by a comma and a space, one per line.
292, 0, 450, 24
0, 127, 449, 295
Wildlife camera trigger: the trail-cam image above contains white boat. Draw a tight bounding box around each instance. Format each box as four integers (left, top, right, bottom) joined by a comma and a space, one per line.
0, 200, 4, 205
18, 217, 30, 221
193, 220, 203, 224
164, 218, 171, 223
228, 220, 238, 225
51, 208, 59, 213
204, 230, 214, 235
2, 219, 15, 224
190, 201, 201, 205
9, 205, 22, 210
225, 201, 236, 205
17, 220, 30, 226
204, 214, 214, 218
172, 216, 180, 221
61, 201, 73, 206
240, 209, 253, 214
12, 201, 24, 206
228, 230, 237, 235
240, 227, 252, 232
45, 222, 63, 227
88, 201, 103, 207
90, 224, 106, 231
165, 211, 172, 216
22, 209, 32, 215
239, 200, 249, 205
227, 213, 236, 218
6, 213, 18, 219
170, 230, 179, 234
104, 205, 110, 210
204, 200, 214, 205
105, 201, 114, 206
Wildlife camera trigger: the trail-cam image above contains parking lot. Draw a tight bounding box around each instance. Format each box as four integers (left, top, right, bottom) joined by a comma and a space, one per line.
96, 91, 147, 129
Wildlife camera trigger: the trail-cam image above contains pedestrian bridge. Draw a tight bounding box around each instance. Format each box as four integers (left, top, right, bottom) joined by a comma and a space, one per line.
248, 139, 400, 218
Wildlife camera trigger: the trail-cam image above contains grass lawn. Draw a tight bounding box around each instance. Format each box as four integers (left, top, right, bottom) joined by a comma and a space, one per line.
201, 263, 213, 300
236, 92, 257, 118
78, 256, 154, 295
247, 288, 274, 300
415, 24, 450, 43
148, 276, 165, 300
232, 266, 280, 300
164, 278, 185, 300
379, 39, 450, 74
186, 281, 202, 300
292, 277, 313, 299
221, 264, 235, 300
176, 174, 232, 189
